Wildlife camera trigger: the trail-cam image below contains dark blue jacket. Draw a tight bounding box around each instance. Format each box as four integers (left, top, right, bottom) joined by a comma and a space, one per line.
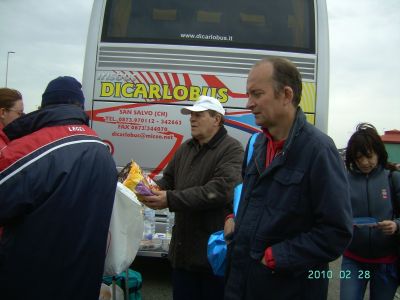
225, 109, 353, 300
0, 105, 117, 300
346, 166, 400, 258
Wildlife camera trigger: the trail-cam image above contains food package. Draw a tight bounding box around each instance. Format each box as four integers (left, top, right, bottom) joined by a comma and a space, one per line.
119, 161, 159, 196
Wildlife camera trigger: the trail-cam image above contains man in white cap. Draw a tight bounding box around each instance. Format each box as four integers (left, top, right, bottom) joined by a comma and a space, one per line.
141, 95, 243, 300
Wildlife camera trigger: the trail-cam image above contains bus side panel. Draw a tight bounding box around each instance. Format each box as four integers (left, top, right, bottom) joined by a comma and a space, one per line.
91, 101, 257, 174
93, 70, 249, 108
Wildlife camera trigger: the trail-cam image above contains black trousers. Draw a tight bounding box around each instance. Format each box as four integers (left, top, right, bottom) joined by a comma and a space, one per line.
172, 268, 225, 300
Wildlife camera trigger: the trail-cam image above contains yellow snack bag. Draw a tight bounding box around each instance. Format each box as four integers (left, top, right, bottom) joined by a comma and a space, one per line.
120, 161, 159, 196
123, 161, 143, 191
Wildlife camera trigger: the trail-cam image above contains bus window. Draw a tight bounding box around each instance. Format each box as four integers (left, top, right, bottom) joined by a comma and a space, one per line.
105, 0, 131, 37
102, 0, 315, 53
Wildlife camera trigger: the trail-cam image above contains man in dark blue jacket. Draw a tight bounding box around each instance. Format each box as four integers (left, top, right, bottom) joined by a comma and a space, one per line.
224, 58, 353, 300
0, 76, 117, 300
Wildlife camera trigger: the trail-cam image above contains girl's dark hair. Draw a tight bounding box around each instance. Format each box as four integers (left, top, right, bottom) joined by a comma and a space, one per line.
345, 123, 388, 170
0, 88, 23, 109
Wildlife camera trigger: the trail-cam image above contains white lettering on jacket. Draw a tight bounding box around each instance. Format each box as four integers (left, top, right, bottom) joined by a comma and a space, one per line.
68, 126, 85, 132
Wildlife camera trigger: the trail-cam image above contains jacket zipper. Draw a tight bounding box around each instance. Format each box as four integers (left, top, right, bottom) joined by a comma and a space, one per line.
255, 151, 285, 177
366, 174, 373, 257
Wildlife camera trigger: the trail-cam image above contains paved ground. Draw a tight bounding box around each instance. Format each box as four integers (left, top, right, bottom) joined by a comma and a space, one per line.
131, 256, 399, 300
131, 256, 172, 300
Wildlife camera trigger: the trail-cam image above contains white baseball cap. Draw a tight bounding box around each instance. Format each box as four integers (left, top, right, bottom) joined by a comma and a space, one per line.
181, 96, 225, 115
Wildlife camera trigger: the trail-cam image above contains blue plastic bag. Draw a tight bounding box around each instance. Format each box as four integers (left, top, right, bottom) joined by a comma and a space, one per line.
207, 230, 227, 277
207, 181, 243, 277
207, 133, 259, 277
233, 183, 242, 216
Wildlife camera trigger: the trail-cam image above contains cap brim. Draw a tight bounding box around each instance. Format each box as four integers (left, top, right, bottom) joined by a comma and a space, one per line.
181, 106, 208, 115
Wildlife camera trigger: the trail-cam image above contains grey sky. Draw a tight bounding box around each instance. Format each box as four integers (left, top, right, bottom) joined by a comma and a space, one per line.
0, 0, 399, 148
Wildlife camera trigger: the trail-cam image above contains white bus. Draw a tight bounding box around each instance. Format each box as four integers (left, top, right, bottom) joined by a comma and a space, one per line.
82, 0, 329, 176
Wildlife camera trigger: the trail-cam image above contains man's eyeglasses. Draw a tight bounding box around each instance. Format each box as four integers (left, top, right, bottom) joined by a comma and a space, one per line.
6, 108, 25, 116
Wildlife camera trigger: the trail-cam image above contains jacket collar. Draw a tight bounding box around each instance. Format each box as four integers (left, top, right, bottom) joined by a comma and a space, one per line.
251, 108, 306, 174
281, 107, 306, 154
3, 104, 89, 142
350, 164, 385, 177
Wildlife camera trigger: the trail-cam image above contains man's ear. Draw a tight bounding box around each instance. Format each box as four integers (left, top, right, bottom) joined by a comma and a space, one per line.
0, 108, 6, 119
214, 114, 222, 126
282, 86, 294, 106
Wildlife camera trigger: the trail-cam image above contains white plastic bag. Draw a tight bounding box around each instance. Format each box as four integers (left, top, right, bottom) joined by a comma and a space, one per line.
103, 182, 144, 276
99, 283, 124, 300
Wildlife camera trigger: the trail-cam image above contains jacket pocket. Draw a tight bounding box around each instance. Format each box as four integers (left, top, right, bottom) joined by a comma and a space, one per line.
250, 168, 310, 245
267, 168, 305, 211
245, 258, 302, 299
273, 168, 304, 185
249, 235, 282, 261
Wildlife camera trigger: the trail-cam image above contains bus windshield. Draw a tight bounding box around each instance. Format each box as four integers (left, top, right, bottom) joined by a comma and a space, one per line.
102, 0, 315, 53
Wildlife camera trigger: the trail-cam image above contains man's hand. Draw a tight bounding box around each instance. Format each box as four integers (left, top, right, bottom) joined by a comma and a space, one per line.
224, 217, 235, 243
140, 190, 168, 210
377, 220, 398, 235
